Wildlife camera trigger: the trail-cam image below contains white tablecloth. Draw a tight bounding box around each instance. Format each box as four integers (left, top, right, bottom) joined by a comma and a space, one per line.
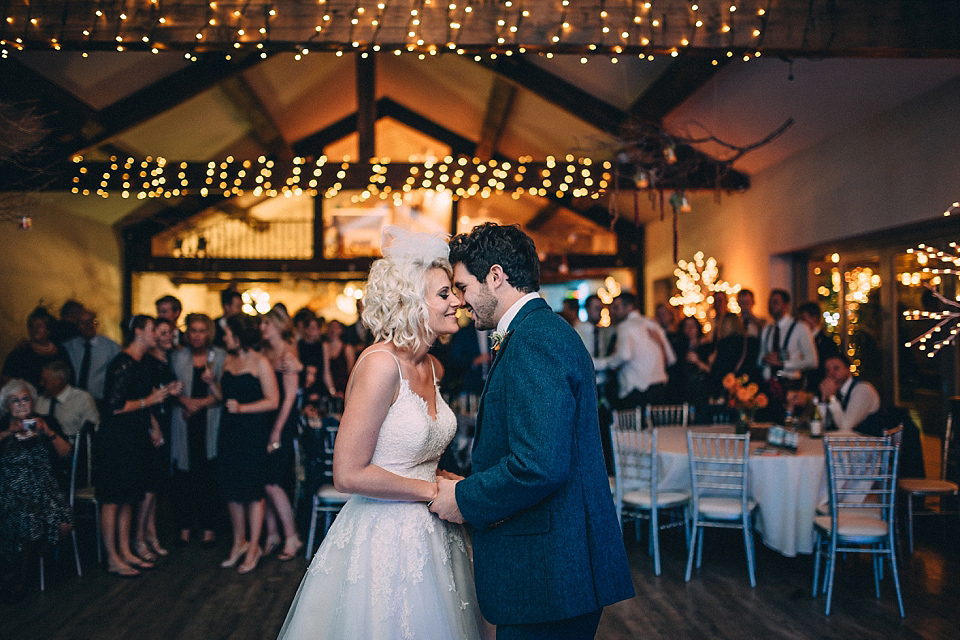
655, 426, 828, 557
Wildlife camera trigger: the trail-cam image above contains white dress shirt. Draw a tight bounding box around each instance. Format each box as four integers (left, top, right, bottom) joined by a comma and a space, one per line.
826, 376, 880, 433
496, 292, 542, 335
62, 334, 121, 400
34, 385, 100, 439
594, 310, 677, 398
757, 315, 818, 380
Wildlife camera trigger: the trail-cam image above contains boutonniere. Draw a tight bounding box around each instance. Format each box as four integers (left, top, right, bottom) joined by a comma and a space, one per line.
490, 330, 511, 352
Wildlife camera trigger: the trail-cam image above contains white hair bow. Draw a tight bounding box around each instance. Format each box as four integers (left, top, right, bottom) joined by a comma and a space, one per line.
380, 225, 449, 265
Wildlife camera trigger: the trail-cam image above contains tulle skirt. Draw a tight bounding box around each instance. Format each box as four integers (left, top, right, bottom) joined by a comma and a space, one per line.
278, 495, 486, 640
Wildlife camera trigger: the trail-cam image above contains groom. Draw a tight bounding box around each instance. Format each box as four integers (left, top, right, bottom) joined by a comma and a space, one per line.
432, 223, 634, 639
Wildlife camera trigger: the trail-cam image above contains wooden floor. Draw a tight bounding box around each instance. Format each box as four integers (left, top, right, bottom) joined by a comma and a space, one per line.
2, 514, 958, 640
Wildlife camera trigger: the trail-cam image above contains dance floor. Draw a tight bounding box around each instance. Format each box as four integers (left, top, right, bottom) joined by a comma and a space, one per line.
1, 514, 957, 640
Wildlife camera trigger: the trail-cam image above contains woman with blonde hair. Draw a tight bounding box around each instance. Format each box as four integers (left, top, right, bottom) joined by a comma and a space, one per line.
259, 305, 303, 560
279, 227, 486, 639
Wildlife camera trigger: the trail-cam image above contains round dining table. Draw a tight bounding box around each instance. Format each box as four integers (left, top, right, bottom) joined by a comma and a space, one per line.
655, 425, 828, 557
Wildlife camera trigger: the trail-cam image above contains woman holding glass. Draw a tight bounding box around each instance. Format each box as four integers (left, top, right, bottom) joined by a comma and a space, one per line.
170, 313, 225, 547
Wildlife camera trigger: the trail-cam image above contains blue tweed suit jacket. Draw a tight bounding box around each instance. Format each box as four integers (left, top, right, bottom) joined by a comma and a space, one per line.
455, 298, 634, 626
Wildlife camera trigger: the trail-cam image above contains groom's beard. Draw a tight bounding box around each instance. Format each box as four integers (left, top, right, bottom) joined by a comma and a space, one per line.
468, 287, 498, 331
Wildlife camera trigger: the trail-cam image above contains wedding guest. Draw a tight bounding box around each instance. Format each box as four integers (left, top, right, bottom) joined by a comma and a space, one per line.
321, 320, 356, 398
62, 309, 121, 403
819, 353, 880, 433
170, 314, 224, 548
1, 306, 71, 389
0, 379, 72, 601
757, 289, 818, 417
98, 316, 171, 578
446, 318, 491, 397
135, 318, 183, 562
213, 314, 278, 574
259, 305, 303, 561
559, 298, 580, 326
292, 307, 316, 342
577, 295, 616, 359
35, 359, 99, 441
213, 289, 244, 349
155, 295, 184, 345
296, 312, 325, 394
737, 289, 766, 338
709, 290, 730, 341
672, 316, 714, 408
710, 313, 761, 395
595, 291, 677, 410
654, 302, 678, 335
797, 301, 840, 393
50, 299, 84, 345
342, 299, 373, 350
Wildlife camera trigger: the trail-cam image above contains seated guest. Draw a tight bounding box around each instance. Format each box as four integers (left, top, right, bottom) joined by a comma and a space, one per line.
594, 291, 676, 410
1, 306, 72, 389
0, 379, 73, 601
797, 301, 840, 394
62, 309, 121, 404
819, 354, 879, 433
35, 359, 100, 441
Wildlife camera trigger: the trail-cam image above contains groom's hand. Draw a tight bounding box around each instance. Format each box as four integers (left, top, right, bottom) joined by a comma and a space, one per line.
430, 477, 465, 524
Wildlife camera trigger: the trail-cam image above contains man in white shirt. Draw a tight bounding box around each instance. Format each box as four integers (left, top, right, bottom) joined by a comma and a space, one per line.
594, 292, 676, 410
737, 289, 766, 338
819, 353, 881, 433
35, 359, 99, 440
575, 295, 615, 360
62, 309, 121, 402
758, 289, 817, 393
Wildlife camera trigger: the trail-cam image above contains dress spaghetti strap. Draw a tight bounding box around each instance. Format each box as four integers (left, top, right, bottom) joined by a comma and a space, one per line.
354, 348, 404, 380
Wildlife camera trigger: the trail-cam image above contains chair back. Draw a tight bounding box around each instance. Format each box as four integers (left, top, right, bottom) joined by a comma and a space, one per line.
823, 437, 899, 528
321, 422, 339, 483
69, 421, 96, 508
687, 432, 750, 508
883, 424, 904, 448
943, 413, 957, 482
611, 409, 658, 517
645, 403, 689, 428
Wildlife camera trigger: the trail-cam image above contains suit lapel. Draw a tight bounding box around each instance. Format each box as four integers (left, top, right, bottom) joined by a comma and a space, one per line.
474, 298, 549, 444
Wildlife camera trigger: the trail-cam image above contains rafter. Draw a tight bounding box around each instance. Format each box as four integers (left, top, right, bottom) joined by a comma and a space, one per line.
476, 77, 517, 162
219, 74, 293, 162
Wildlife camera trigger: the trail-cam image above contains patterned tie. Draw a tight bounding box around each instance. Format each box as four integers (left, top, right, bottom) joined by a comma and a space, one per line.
78, 340, 92, 390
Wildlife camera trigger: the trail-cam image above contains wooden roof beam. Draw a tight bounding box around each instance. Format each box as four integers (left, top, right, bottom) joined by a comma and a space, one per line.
475, 77, 517, 162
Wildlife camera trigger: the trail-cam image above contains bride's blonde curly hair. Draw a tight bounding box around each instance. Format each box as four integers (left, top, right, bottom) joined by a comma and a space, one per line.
362, 255, 452, 352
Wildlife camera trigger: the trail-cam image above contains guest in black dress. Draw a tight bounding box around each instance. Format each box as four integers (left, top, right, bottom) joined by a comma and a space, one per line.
1, 306, 72, 389
0, 379, 72, 600
170, 313, 225, 547
135, 318, 183, 562
322, 320, 356, 398
710, 313, 761, 396
260, 305, 304, 561
213, 314, 279, 574
98, 315, 172, 578
672, 316, 715, 409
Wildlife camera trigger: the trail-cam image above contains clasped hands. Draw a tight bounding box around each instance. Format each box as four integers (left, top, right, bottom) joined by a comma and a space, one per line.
429, 470, 465, 524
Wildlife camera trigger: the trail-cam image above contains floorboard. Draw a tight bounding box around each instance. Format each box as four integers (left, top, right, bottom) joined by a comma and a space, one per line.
2, 515, 958, 639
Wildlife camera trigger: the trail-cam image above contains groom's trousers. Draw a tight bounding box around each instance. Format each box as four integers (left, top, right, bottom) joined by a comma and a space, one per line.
494, 609, 603, 640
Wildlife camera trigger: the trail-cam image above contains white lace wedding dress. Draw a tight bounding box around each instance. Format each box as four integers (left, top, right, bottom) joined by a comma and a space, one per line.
278, 353, 485, 640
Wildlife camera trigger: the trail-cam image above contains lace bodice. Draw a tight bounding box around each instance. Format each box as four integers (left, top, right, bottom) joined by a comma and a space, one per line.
368, 354, 457, 483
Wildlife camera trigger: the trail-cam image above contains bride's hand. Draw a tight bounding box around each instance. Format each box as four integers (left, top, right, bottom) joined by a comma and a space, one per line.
436, 469, 464, 482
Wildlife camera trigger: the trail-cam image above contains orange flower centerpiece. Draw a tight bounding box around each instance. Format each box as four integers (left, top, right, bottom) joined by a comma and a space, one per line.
722, 373, 769, 435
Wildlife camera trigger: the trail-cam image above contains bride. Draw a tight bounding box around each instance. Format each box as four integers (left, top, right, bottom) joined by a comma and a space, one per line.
278, 228, 487, 640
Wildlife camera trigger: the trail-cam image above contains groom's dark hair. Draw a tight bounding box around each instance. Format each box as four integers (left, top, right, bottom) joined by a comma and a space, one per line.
449, 222, 540, 293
